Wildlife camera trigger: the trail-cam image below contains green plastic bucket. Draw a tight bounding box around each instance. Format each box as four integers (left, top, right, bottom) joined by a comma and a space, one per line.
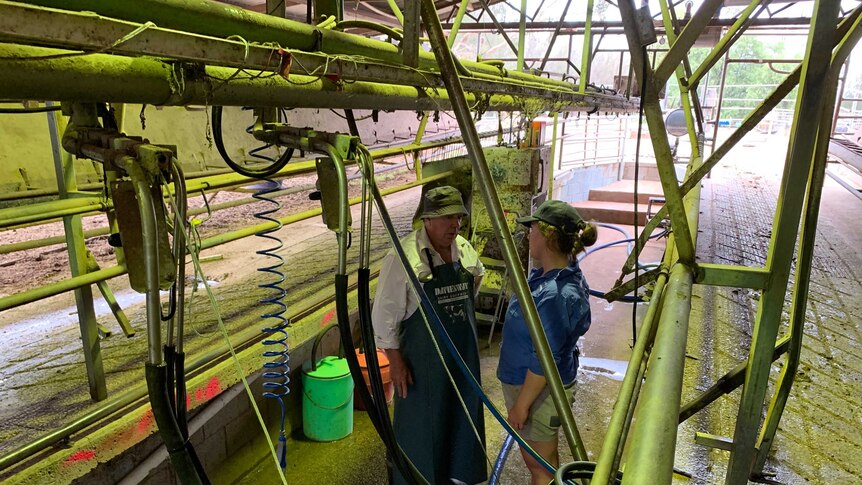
301, 324, 354, 442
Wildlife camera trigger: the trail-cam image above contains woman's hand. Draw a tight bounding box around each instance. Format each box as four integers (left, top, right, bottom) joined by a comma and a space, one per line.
385, 349, 413, 398
507, 404, 529, 430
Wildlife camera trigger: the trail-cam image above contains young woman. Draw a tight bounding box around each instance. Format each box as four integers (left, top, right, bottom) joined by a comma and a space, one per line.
497, 199, 597, 485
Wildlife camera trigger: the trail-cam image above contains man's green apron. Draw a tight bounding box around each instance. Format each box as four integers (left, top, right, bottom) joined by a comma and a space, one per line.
392, 249, 487, 485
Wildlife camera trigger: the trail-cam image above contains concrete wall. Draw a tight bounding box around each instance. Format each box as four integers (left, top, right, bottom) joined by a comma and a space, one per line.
552, 162, 622, 203
0, 103, 455, 198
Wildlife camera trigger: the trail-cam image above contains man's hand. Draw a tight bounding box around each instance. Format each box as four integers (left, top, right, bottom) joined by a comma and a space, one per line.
507, 404, 529, 430
385, 348, 413, 399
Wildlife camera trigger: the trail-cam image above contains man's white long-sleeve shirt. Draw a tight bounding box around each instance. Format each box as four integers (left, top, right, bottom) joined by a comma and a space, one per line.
372, 226, 484, 349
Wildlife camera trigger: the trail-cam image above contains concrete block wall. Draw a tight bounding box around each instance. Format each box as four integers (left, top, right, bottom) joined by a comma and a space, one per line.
553, 162, 623, 203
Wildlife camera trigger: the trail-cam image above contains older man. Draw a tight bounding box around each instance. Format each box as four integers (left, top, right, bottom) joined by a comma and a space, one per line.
372, 186, 487, 485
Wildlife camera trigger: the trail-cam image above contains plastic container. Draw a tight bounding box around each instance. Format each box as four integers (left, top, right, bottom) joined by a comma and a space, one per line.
353, 349, 394, 410
301, 324, 354, 441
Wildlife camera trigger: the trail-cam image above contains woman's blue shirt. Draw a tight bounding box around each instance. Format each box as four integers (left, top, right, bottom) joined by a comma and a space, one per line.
497, 260, 591, 386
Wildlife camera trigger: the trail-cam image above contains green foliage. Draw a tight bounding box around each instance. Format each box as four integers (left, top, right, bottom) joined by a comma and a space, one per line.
664, 36, 798, 121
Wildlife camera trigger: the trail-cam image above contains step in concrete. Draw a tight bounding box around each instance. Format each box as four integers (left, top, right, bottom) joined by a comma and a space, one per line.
589, 179, 666, 204
571, 200, 662, 225
622, 161, 688, 182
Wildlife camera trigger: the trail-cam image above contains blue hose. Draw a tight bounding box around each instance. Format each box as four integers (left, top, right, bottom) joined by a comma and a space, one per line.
578, 223, 667, 303
253, 179, 290, 469
489, 434, 515, 485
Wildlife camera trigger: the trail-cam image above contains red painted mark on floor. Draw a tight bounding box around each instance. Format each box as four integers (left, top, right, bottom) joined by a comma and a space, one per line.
64, 449, 96, 465
186, 394, 192, 409
137, 409, 154, 434
203, 376, 221, 400
321, 308, 336, 326
195, 388, 204, 402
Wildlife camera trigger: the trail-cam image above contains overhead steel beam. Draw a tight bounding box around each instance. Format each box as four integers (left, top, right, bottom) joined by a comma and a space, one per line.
0, 43, 636, 113
653, 0, 724, 85
441, 16, 818, 31
14, 0, 588, 94
0, 1, 609, 100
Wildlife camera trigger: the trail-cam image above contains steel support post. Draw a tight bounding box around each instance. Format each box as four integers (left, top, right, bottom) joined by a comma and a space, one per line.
547, 112, 558, 199
402, 0, 421, 68
46, 105, 107, 401
518, 0, 527, 71
725, 1, 840, 482
106, 103, 126, 267
413, 112, 429, 179
658, 0, 702, 155
420, 0, 588, 463
578, 0, 594, 93
752, 12, 862, 474
447, 0, 471, 47
617, 0, 697, 267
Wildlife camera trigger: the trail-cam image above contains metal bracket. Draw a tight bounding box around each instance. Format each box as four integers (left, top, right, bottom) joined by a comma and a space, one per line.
694, 432, 733, 451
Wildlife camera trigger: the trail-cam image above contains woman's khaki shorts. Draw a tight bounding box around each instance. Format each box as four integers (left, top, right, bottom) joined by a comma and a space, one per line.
502, 382, 576, 442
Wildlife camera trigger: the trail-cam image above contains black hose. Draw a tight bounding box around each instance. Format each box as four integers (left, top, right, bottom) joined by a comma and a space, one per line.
145, 363, 209, 485
211, 106, 295, 179
164, 345, 177, 417
175, 351, 189, 439
334, 274, 428, 484
357, 268, 421, 481
554, 461, 622, 484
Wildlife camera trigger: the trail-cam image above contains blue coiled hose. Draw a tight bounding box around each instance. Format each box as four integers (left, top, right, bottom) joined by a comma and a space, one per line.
246, 114, 292, 470
253, 179, 290, 469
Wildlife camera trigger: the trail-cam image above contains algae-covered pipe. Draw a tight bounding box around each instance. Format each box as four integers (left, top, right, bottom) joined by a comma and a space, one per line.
591, 248, 674, 485
0, 171, 454, 313
0, 43, 589, 113
16, 0, 583, 93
